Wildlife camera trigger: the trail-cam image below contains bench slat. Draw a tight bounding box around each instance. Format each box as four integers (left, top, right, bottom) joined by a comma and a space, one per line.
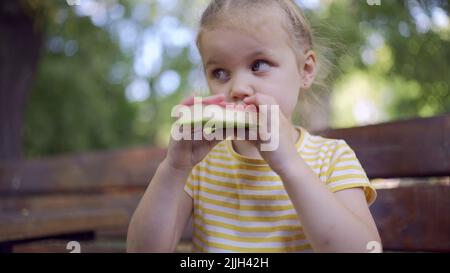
0, 147, 165, 195
317, 115, 450, 179
0, 208, 128, 243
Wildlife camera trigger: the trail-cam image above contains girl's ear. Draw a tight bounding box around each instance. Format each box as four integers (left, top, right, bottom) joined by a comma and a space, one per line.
300, 50, 317, 90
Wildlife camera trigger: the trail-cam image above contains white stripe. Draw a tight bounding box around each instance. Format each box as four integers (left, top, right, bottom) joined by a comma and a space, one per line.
327, 179, 370, 189
203, 163, 276, 176
194, 190, 294, 206
194, 218, 301, 237
199, 170, 283, 186
193, 236, 314, 253
300, 150, 333, 159
204, 156, 272, 169
208, 151, 233, 158
307, 136, 335, 146
184, 185, 193, 197
333, 159, 360, 168
332, 145, 355, 158
195, 228, 310, 249
192, 237, 235, 253
196, 180, 288, 196
196, 212, 301, 227
303, 140, 330, 148
301, 143, 337, 153
197, 200, 297, 217
329, 168, 366, 177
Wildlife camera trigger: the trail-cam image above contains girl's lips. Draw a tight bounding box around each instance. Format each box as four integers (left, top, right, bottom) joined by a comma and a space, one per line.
181, 95, 257, 112
224, 103, 258, 112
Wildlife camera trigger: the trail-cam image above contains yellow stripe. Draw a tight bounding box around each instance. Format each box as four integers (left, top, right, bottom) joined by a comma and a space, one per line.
303, 142, 336, 151
216, 141, 228, 148
194, 214, 302, 233
192, 240, 207, 253
327, 174, 368, 184
211, 153, 332, 165
194, 223, 306, 243
309, 163, 329, 170
207, 151, 332, 170
326, 156, 358, 177
301, 143, 348, 156
210, 149, 228, 154
205, 158, 272, 172
192, 174, 284, 191
329, 183, 370, 192
192, 185, 290, 201
330, 165, 364, 172
320, 164, 362, 180
194, 194, 294, 211
308, 137, 331, 145
209, 154, 235, 161
301, 155, 334, 163
196, 205, 299, 222
200, 167, 282, 182
301, 150, 332, 157
186, 180, 194, 191
329, 183, 376, 205
193, 232, 312, 253
206, 158, 330, 176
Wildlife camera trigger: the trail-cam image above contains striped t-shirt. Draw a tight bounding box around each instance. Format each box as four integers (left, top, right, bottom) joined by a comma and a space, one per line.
184, 126, 376, 253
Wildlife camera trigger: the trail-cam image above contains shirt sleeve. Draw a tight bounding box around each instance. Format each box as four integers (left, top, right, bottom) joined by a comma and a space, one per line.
325, 140, 377, 206
184, 171, 194, 198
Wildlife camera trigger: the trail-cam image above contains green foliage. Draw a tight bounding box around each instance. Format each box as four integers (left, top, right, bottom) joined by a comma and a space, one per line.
21, 0, 449, 157
309, 0, 450, 126
24, 2, 137, 156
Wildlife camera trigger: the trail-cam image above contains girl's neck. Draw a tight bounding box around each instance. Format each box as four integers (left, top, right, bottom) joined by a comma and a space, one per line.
232, 125, 301, 160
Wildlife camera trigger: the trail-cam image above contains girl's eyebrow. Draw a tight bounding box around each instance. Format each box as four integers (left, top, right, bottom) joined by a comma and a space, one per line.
205, 49, 275, 68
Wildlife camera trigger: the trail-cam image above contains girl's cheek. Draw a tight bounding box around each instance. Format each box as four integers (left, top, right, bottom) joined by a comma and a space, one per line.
209, 86, 226, 96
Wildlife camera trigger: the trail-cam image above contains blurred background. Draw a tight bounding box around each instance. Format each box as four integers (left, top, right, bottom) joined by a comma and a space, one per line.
0, 0, 449, 253
1, 0, 448, 160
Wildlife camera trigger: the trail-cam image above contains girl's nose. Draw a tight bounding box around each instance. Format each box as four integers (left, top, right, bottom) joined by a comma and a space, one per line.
229, 77, 254, 101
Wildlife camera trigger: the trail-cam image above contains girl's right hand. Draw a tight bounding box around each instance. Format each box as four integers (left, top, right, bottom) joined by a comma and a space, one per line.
164, 94, 224, 173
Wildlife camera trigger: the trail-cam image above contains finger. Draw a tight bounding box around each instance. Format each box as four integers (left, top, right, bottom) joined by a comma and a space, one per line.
203, 94, 226, 105
180, 94, 196, 106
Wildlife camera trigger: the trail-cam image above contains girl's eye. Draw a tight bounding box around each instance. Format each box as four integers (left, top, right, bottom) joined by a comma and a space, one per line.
212, 69, 229, 81
251, 60, 270, 72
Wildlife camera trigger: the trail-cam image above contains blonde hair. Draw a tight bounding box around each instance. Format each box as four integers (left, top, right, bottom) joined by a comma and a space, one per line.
196, 0, 335, 130
197, 0, 313, 58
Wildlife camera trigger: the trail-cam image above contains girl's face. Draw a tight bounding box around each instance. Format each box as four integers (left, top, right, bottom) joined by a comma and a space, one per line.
198, 14, 307, 119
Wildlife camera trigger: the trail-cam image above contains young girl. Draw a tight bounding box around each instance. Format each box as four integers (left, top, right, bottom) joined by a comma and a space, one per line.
127, 0, 381, 253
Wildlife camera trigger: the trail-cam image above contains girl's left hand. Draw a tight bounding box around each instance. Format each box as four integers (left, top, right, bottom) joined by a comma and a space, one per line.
243, 93, 300, 174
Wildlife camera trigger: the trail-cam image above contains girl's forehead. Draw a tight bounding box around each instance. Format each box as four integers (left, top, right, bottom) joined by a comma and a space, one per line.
204, 6, 289, 39
199, 20, 292, 62
198, 6, 296, 57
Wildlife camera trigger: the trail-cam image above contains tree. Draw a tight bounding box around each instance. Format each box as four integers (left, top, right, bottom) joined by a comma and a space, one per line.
0, 0, 42, 160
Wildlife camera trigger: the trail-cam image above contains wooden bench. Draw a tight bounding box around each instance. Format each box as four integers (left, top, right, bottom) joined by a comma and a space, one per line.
317, 114, 450, 252
0, 114, 448, 252
0, 147, 167, 252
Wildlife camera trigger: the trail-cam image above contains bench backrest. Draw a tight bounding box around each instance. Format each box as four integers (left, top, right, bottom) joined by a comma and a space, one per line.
1, 114, 449, 252
316, 114, 450, 252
